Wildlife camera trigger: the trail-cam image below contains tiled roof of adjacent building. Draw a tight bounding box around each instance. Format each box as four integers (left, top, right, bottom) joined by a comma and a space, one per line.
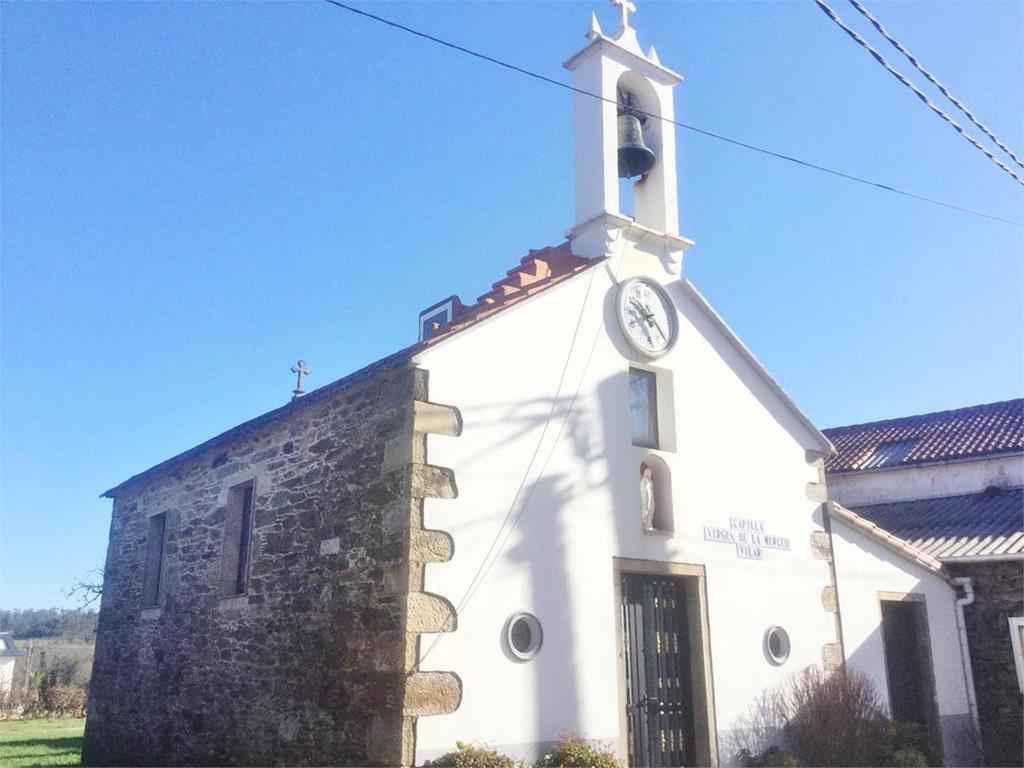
848, 486, 1024, 561
823, 399, 1023, 473
0, 632, 25, 658
831, 503, 947, 574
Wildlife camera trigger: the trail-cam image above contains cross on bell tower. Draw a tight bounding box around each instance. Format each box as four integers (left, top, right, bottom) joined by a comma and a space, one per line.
611, 0, 636, 33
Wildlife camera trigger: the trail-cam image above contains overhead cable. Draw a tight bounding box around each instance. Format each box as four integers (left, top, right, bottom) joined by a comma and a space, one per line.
814, 0, 1023, 186
415, 238, 619, 669
321, 0, 1023, 226
846, 0, 1024, 171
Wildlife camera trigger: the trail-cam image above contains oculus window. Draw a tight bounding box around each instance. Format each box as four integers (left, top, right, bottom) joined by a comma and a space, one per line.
504, 612, 543, 661
764, 625, 791, 665
630, 368, 658, 448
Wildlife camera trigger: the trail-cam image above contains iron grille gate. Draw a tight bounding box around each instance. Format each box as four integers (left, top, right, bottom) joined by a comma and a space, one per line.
621, 573, 697, 768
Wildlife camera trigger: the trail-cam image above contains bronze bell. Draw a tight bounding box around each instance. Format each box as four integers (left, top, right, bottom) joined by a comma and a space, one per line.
617, 113, 656, 179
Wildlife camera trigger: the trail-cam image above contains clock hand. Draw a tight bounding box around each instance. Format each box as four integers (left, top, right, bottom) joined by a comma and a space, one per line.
629, 297, 646, 314
630, 298, 655, 321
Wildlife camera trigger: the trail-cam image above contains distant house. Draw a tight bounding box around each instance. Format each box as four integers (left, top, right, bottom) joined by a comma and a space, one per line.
824, 400, 1024, 767
0, 632, 25, 697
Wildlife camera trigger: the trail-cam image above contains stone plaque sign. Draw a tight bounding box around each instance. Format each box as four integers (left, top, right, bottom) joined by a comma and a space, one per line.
703, 516, 792, 560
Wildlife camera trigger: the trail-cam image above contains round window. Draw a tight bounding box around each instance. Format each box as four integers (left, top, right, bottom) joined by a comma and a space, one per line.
505, 613, 543, 661
764, 625, 791, 666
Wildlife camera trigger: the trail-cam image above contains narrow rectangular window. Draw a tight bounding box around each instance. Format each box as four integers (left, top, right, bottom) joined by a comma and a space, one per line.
222, 481, 255, 595
630, 368, 659, 448
142, 513, 167, 608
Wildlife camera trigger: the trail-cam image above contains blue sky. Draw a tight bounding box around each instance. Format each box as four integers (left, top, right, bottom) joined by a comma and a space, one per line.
2, 1, 1021, 610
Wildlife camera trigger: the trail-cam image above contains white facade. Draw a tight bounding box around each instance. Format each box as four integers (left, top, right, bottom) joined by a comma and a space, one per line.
405, 6, 978, 766
414, 240, 836, 763
827, 453, 1023, 508
0, 657, 15, 697
831, 516, 979, 766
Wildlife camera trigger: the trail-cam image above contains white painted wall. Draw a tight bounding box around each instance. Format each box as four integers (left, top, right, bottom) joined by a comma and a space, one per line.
413, 239, 836, 764
827, 454, 1022, 508
831, 517, 979, 766
0, 658, 16, 697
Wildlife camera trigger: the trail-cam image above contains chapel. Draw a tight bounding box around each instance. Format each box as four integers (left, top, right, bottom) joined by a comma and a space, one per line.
83, 4, 986, 766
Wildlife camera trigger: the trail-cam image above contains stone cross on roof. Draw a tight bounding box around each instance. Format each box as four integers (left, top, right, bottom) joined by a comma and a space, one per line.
291, 360, 309, 401
611, 0, 636, 32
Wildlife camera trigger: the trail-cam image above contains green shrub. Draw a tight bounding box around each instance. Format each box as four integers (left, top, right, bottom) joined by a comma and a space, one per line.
886, 747, 928, 767
738, 745, 798, 767
536, 732, 618, 768
881, 721, 943, 767
429, 741, 517, 768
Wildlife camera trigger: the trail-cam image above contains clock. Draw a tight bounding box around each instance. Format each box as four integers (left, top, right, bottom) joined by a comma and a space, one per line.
616, 278, 677, 358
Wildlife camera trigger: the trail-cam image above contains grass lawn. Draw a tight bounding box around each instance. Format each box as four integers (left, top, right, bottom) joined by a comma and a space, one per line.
0, 719, 84, 768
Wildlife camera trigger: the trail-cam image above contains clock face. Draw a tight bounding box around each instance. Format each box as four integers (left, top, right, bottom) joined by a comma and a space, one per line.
616, 278, 677, 358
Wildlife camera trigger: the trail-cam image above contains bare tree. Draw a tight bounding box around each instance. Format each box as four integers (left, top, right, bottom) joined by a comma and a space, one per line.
67, 567, 104, 609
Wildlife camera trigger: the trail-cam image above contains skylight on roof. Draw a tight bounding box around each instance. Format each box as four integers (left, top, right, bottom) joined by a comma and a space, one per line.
860, 440, 917, 469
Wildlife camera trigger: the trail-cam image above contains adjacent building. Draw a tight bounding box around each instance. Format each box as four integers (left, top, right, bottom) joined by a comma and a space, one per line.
825, 399, 1024, 767
0, 632, 25, 698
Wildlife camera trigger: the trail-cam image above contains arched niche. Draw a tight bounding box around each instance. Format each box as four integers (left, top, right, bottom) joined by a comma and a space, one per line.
640, 454, 674, 534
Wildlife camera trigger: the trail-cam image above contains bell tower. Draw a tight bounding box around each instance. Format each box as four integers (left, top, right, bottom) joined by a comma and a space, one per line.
563, 1, 693, 271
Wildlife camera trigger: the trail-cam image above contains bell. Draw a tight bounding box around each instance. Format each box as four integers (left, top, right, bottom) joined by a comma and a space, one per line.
617, 114, 656, 179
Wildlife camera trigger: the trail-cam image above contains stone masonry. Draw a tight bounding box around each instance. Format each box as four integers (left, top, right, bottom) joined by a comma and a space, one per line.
82, 354, 461, 766
948, 560, 1023, 768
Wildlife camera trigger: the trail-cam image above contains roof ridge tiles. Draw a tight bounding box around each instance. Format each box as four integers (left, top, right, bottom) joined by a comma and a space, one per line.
824, 398, 1023, 434
824, 398, 1023, 472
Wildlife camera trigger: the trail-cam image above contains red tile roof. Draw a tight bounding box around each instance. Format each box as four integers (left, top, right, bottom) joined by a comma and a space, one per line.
422, 242, 599, 345
823, 399, 1023, 473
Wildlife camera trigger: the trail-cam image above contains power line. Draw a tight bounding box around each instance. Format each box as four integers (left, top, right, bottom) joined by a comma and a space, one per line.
320, 0, 1023, 228
415, 240, 616, 669
846, 0, 1024, 171
815, 0, 1024, 186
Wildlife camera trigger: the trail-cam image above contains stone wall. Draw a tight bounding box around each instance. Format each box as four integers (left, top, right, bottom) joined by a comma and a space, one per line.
948, 560, 1023, 767
83, 360, 444, 766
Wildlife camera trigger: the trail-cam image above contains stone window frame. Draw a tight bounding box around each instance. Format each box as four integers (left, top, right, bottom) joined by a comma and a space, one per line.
628, 363, 677, 452
629, 367, 659, 448
141, 511, 168, 610
1009, 615, 1024, 694
221, 478, 257, 597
